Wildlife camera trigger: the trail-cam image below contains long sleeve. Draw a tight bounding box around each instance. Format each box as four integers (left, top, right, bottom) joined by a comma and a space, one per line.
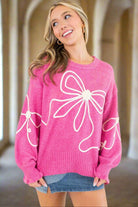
94, 67, 122, 184
15, 72, 43, 184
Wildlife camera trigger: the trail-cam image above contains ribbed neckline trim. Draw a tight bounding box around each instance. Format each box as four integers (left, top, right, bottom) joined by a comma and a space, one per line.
67, 55, 98, 69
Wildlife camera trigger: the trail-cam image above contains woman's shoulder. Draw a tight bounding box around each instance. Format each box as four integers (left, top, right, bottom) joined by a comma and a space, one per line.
33, 64, 48, 75
96, 57, 114, 79
32, 59, 50, 79
97, 57, 113, 71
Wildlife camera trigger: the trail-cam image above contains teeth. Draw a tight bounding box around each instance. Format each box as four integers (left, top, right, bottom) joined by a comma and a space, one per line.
63, 30, 73, 37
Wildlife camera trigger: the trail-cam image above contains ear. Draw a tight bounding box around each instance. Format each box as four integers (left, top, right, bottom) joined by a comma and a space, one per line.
82, 24, 85, 33
82, 21, 85, 27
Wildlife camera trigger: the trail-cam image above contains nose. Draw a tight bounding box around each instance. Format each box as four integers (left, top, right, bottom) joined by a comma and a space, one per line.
60, 20, 67, 30
61, 25, 67, 30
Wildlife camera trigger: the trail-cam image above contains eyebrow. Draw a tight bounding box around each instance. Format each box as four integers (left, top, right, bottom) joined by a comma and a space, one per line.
51, 11, 71, 24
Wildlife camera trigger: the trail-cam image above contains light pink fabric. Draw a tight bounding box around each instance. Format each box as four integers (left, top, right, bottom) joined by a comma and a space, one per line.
15, 56, 122, 184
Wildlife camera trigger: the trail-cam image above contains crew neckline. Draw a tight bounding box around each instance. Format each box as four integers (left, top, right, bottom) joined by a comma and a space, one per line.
68, 55, 98, 69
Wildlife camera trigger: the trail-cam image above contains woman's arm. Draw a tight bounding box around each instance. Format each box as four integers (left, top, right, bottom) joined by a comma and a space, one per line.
94, 67, 122, 184
15, 70, 44, 184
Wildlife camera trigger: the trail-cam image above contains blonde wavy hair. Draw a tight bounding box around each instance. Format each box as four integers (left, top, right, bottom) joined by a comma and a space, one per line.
29, 0, 89, 85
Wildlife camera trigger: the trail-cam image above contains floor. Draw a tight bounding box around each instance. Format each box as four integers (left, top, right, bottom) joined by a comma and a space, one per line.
0, 145, 138, 207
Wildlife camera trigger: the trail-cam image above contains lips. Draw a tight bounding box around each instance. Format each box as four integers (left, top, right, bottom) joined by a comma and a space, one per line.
62, 30, 73, 37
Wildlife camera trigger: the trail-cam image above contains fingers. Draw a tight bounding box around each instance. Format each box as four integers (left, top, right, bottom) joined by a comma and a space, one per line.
93, 177, 106, 187
93, 177, 99, 187
28, 177, 48, 188
39, 177, 48, 187
96, 178, 105, 187
29, 181, 42, 188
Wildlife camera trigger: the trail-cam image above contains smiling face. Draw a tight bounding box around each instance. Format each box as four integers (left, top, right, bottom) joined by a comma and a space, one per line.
50, 5, 85, 47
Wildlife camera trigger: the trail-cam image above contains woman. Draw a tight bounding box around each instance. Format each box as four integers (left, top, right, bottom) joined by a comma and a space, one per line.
15, 1, 122, 206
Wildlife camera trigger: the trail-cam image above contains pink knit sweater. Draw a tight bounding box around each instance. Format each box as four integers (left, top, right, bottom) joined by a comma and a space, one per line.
15, 56, 122, 185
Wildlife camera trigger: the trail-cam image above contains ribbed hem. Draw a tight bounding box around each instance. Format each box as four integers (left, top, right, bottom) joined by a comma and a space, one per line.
37, 151, 98, 178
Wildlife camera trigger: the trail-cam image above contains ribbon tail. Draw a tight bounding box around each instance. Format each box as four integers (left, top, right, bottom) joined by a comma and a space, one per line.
78, 102, 99, 152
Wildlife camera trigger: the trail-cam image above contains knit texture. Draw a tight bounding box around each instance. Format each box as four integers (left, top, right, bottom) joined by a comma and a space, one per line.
15, 56, 122, 185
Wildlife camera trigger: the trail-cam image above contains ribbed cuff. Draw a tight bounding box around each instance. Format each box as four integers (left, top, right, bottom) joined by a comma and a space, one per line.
94, 164, 112, 184
23, 167, 43, 184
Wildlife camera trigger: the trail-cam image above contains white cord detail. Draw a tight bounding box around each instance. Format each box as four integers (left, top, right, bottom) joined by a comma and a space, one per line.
101, 117, 121, 150
42, 70, 106, 153
16, 94, 41, 147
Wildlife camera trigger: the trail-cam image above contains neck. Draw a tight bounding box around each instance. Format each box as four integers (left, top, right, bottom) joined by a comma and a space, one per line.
64, 40, 92, 64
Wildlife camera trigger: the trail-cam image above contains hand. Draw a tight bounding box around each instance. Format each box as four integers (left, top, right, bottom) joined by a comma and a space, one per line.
93, 177, 106, 187
29, 177, 48, 188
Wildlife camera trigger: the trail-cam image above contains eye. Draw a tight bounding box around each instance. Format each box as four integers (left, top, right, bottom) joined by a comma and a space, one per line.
52, 22, 58, 27
65, 14, 71, 19
52, 14, 71, 27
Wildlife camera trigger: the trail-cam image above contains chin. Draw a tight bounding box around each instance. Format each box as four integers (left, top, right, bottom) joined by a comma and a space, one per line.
63, 40, 77, 47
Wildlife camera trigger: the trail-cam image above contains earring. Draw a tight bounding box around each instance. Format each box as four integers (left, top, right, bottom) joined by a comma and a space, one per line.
57, 39, 63, 45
